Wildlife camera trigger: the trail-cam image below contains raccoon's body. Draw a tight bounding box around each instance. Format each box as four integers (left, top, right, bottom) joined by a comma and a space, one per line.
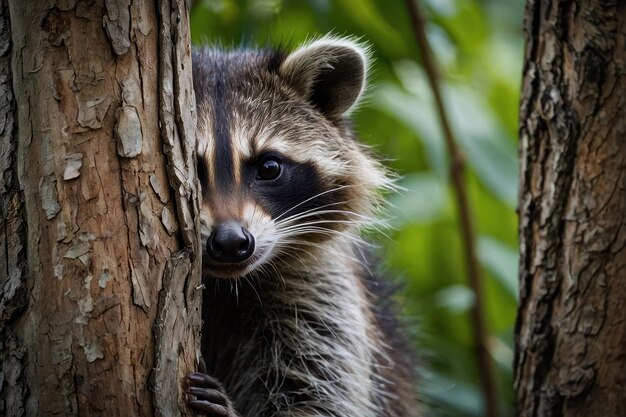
187, 37, 419, 417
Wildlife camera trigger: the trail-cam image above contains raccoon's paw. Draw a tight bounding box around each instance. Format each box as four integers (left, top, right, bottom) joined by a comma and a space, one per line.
186, 372, 239, 417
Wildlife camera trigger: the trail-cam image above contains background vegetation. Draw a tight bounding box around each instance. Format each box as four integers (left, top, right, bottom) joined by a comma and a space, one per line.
190, 0, 524, 415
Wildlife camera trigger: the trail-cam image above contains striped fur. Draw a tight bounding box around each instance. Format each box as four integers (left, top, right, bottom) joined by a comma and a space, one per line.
192, 36, 419, 417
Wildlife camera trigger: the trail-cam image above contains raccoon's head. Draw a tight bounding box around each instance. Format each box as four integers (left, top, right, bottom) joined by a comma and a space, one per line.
193, 36, 389, 279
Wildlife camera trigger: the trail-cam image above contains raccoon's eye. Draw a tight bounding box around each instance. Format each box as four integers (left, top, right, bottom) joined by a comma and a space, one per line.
257, 157, 282, 181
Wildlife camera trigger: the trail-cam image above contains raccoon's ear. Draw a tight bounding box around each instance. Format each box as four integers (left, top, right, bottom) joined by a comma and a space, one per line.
279, 36, 368, 119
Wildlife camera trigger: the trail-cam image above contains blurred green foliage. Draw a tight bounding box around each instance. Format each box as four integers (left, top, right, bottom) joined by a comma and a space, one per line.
190, 0, 524, 415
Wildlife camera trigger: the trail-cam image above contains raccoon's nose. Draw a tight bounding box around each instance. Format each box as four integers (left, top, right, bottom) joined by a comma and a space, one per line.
206, 221, 255, 263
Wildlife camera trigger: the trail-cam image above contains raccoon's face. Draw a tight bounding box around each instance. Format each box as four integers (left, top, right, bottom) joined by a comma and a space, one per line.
193, 37, 387, 279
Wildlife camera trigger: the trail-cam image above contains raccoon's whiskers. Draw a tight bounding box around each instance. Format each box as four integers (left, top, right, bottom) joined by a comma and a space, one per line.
275, 205, 390, 236
266, 259, 287, 287
273, 247, 313, 274
272, 185, 355, 222
275, 208, 375, 227
286, 240, 368, 269
276, 226, 375, 247
278, 218, 372, 232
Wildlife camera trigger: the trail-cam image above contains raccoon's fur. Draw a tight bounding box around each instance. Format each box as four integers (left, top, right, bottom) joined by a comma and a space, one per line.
188, 36, 419, 417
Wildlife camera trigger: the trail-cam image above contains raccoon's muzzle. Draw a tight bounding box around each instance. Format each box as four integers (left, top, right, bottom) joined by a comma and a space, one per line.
206, 220, 256, 264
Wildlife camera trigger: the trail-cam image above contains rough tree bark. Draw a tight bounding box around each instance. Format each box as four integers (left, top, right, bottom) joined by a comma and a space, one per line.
516, 1, 626, 416
0, 1, 201, 416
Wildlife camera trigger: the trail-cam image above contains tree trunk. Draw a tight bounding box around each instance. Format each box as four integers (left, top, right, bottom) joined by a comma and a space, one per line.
0, 1, 201, 416
516, 1, 626, 416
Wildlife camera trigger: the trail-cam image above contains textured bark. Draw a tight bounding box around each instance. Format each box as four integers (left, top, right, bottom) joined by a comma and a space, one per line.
0, 1, 28, 416
0, 1, 201, 416
516, 1, 626, 416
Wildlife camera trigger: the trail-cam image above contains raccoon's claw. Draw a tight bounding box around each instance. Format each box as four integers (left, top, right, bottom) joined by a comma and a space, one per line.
187, 372, 223, 389
187, 372, 238, 417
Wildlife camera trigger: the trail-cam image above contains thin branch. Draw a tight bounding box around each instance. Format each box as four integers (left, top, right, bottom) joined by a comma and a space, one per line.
404, 1, 499, 416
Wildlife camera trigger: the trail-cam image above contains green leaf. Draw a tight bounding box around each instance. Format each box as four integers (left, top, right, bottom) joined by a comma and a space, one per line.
372, 80, 447, 176
421, 372, 483, 417
374, 68, 518, 208
388, 173, 448, 227
435, 284, 475, 312
443, 85, 518, 207
478, 236, 518, 298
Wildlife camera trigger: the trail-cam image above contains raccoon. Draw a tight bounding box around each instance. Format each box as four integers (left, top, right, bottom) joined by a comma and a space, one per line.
187, 36, 419, 417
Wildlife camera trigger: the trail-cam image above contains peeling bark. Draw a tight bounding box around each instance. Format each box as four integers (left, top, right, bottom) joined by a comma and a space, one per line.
516, 1, 626, 416
0, 0, 200, 416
